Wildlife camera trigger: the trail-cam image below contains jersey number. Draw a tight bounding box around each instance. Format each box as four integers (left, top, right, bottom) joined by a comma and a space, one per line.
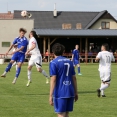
105, 56, 110, 63
64, 63, 70, 76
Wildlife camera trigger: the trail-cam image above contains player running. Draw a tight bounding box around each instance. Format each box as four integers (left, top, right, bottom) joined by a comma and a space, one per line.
96, 43, 115, 97
49, 43, 78, 117
71, 45, 82, 75
1, 28, 28, 84
25, 31, 50, 87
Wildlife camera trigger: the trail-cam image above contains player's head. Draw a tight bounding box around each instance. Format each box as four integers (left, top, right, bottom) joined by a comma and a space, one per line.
75, 45, 79, 50
29, 31, 38, 39
101, 43, 109, 51
19, 28, 27, 38
52, 43, 65, 56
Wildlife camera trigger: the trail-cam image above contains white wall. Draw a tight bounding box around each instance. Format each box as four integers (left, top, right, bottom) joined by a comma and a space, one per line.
0, 19, 34, 54
91, 19, 117, 29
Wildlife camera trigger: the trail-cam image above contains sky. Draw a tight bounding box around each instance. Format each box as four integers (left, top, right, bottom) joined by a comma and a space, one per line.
0, 0, 117, 18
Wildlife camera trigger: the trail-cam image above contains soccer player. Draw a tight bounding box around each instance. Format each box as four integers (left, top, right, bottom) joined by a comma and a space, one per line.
96, 43, 115, 97
25, 31, 50, 87
1, 28, 28, 84
71, 45, 82, 75
49, 43, 78, 117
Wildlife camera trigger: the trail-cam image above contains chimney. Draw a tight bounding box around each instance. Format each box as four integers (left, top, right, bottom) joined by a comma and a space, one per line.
8, 11, 11, 14
53, 3, 57, 17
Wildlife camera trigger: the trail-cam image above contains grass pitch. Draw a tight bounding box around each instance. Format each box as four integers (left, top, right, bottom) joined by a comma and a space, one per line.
0, 63, 117, 117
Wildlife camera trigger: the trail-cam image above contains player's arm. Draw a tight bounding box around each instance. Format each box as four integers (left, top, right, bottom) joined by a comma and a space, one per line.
112, 54, 115, 62
95, 52, 101, 62
71, 51, 74, 61
72, 75, 78, 102
49, 75, 56, 106
27, 43, 36, 54
49, 62, 57, 106
6, 44, 14, 55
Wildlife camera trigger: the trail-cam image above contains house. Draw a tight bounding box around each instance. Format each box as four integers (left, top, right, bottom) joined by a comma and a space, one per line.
0, 10, 117, 57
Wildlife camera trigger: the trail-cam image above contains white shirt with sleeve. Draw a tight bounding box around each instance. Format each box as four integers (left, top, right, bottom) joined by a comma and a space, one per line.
97, 51, 115, 72
29, 37, 41, 60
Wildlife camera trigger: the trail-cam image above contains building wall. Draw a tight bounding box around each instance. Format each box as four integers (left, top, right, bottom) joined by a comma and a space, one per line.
0, 20, 34, 54
91, 19, 117, 29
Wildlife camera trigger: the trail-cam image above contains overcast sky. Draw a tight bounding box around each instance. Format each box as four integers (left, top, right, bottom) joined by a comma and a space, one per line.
0, 0, 117, 18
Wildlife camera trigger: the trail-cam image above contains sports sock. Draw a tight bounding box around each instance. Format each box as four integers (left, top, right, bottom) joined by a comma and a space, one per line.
15, 67, 21, 78
100, 83, 104, 95
78, 67, 80, 73
100, 83, 109, 91
28, 70, 31, 81
5, 63, 12, 73
42, 70, 50, 78
101, 90, 104, 95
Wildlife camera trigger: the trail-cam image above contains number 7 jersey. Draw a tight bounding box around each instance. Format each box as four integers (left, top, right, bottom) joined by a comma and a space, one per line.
97, 51, 115, 72
49, 56, 75, 98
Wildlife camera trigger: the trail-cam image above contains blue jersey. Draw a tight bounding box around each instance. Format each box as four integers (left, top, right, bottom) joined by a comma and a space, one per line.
13, 37, 28, 53
72, 49, 79, 60
50, 56, 75, 98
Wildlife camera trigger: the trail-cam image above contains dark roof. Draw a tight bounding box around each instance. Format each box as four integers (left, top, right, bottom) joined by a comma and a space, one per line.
34, 29, 117, 37
14, 10, 100, 29
85, 10, 107, 29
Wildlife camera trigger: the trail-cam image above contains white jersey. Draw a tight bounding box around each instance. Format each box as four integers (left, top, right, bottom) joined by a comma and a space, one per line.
29, 37, 41, 59
97, 51, 115, 72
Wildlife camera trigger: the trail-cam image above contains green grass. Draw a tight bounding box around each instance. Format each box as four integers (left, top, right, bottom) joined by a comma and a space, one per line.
0, 63, 117, 117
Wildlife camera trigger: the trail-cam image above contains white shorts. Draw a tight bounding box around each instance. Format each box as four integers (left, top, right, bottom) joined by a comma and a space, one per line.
99, 71, 111, 83
29, 56, 42, 68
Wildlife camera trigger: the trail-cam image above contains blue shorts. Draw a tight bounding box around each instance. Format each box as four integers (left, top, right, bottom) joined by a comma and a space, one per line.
73, 60, 79, 66
11, 52, 25, 63
53, 97, 74, 113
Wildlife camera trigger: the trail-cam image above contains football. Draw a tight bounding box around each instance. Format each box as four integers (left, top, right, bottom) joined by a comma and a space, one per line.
21, 10, 27, 17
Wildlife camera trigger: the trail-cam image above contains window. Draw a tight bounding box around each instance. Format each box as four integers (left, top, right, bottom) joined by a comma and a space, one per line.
76, 23, 82, 29
62, 24, 72, 29
101, 22, 110, 29
2, 42, 10, 47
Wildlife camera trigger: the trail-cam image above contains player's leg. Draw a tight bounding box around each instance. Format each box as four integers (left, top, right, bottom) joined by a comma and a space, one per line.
12, 53, 25, 84
12, 62, 23, 84
77, 63, 82, 75
26, 60, 34, 87
35, 56, 50, 84
97, 72, 110, 97
57, 113, 67, 117
54, 98, 67, 117
1, 60, 15, 77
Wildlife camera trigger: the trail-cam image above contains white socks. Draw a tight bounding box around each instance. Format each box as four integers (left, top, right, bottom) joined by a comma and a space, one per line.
100, 83, 109, 95
42, 70, 50, 78
28, 70, 32, 81
3, 71, 7, 76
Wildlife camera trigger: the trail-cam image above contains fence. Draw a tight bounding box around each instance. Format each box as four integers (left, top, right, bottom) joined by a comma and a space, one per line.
1, 53, 117, 63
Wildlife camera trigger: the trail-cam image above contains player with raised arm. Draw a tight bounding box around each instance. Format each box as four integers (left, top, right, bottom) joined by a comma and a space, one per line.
49, 43, 78, 117
1, 28, 28, 84
71, 45, 82, 75
25, 31, 50, 87
96, 43, 115, 97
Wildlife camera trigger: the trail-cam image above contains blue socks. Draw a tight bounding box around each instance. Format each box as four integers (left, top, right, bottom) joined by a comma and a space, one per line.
78, 67, 80, 73
15, 67, 21, 78
5, 63, 12, 72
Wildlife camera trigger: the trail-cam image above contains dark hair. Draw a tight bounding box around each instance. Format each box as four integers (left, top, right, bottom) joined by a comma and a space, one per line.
30, 31, 38, 40
102, 43, 109, 51
19, 28, 27, 33
52, 43, 65, 56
